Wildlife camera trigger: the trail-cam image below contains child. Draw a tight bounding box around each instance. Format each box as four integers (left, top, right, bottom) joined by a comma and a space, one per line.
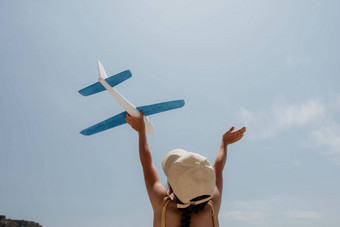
126, 111, 246, 227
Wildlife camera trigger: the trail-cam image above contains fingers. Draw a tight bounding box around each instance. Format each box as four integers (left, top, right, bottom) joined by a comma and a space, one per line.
228, 126, 235, 132
236, 127, 246, 134
226, 126, 246, 135
125, 113, 131, 125
235, 127, 246, 141
233, 126, 246, 134
125, 111, 145, 124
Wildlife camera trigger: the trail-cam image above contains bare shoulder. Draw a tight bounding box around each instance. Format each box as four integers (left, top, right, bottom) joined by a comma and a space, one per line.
210, 196, 221, 214
161, 199, 182, 227
154, 196, 171, 214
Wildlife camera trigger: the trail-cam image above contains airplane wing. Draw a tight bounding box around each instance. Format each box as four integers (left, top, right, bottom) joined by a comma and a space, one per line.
78, 70, 132, 96
80, 112, 126, 136
80, 100, 185, 136
136, 100, 185, 115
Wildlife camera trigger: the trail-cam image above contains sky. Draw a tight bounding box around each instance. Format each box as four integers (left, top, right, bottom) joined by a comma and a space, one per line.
1, 0, 340, 226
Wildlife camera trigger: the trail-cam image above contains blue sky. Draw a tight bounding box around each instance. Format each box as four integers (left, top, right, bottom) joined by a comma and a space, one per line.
1, 0, 340, 226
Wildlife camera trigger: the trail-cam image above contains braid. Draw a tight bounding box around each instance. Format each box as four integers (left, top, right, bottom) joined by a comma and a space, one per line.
177, 195, 210, 227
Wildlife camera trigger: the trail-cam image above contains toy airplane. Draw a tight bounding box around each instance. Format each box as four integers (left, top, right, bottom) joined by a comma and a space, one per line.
79, 60, 185, 136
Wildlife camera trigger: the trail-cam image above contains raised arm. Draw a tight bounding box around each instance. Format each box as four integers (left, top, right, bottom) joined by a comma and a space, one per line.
125, 111, 167, 209
212, 126, 246, 211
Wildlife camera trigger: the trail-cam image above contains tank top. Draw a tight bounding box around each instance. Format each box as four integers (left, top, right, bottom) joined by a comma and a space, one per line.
161, 199, 217, 227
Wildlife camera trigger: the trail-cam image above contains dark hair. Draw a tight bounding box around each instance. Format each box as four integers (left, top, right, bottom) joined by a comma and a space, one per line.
177, 195, 210, 227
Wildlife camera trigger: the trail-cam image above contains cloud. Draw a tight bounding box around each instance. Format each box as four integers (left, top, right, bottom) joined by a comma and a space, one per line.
239, 97, 340, 165
225, 211, 266, 224
223, 199, 272, 225
240, 99, 325, 140
311, 126, 340, 154
222, 196, 324, 226
310, 124, 340, 165
284, 210, 322, 219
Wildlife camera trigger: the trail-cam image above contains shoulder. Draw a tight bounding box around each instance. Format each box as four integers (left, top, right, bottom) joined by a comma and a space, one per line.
207, 199, 220, 216
154, 196, 171, 214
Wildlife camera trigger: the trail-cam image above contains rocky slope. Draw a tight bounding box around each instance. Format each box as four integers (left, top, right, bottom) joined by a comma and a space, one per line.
0, 215, 42, 227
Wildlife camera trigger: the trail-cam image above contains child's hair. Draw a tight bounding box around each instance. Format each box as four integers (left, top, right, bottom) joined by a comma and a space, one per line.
167, 183, 210, 227
177, 195, 210, 227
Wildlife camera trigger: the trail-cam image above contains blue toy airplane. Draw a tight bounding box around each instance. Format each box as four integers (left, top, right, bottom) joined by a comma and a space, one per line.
79, 60, 185, 135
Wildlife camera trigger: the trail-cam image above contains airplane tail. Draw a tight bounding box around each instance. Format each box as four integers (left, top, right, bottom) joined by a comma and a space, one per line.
78, 70, 131, 96
97, 60, 108, 79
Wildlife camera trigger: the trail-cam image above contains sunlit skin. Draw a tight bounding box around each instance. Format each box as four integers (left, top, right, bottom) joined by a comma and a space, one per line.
126, 111, 246, 227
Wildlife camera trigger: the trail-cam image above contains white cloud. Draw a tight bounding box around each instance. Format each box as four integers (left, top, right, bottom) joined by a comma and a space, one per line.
284, 210, 322, 219
239, 97, 340, 165
275, 100, 324, 128
223, 198, 273, 225
240, 99, 324, 140
225, 211, 266, 224
311, 126, 340, 154
310, 124, 340, 165
222, 196, 325, 226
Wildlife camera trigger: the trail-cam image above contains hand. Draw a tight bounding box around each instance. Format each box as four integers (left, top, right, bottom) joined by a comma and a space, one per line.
125, 111, 145, 133
222, 126, 246, 145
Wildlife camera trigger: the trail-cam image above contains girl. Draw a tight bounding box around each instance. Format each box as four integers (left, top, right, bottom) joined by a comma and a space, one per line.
126, 111, 246, 227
